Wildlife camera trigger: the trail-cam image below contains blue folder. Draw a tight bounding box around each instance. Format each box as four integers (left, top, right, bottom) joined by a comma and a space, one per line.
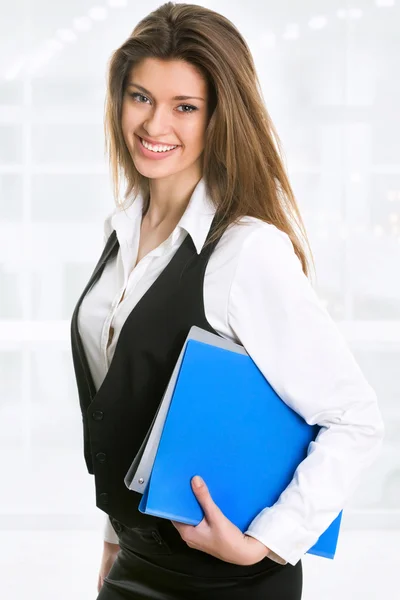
137, 336, 343, 560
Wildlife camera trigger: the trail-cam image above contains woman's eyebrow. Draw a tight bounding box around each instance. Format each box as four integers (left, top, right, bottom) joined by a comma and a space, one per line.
127, 82, 205, 102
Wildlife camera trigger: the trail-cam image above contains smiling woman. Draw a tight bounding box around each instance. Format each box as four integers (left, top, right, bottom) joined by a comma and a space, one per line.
69, 1, 385, 599
91, 3, 309, 590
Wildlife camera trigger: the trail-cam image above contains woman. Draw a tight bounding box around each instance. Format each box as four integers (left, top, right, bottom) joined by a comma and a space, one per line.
70, 2, 385, 599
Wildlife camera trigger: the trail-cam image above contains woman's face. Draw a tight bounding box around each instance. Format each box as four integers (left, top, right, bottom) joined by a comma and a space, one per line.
121, 57, 209, 181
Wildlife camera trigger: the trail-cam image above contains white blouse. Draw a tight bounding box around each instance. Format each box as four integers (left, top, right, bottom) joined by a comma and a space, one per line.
77, 177, 385, 567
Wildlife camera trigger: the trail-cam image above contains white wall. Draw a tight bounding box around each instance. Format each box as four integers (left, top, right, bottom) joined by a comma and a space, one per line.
0, 1, 398, 598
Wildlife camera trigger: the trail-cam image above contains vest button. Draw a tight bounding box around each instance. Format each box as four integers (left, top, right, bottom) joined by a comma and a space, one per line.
99, 493, 109, 504
92, 410, 104, 421
96, 452, 107, 463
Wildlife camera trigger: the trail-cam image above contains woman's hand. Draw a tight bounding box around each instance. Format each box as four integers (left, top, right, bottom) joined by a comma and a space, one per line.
97, 541, 120, 593
171, 475, 270, 566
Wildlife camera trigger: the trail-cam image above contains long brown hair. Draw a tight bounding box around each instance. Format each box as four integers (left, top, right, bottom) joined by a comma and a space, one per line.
104, 2, 315, 278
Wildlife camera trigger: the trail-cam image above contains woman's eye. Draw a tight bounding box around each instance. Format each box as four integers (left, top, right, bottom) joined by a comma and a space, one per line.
177, 104, 197, 113
129, 92, 197, 114
131, 92, 150, 103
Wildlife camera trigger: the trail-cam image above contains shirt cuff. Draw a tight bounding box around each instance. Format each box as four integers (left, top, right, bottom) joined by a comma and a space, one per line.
245, 507, 327, 566
245, 530, 288, 565
103, 514, 120, 545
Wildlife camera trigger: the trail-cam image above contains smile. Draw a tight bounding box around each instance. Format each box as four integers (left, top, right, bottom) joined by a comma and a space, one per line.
136, 135, 181, 160
140, 137, 179, 152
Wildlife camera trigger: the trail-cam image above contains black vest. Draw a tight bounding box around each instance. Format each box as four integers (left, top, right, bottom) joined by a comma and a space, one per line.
70, 211, 229, 529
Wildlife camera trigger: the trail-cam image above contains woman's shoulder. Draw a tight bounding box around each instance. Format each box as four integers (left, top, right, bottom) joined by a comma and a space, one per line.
208, 216, 298, 289
221, 215, 294, 256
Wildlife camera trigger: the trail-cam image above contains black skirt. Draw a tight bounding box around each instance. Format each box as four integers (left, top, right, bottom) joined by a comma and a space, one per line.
96, 516, 303, 599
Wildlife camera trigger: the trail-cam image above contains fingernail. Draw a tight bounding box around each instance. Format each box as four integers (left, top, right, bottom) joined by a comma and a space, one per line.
193, 475, 203, 488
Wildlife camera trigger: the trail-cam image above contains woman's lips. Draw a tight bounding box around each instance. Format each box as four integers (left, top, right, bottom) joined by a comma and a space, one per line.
136, 135, 181, 160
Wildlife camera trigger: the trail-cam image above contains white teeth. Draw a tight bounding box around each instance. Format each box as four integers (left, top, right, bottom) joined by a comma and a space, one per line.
141, 138, 178, 152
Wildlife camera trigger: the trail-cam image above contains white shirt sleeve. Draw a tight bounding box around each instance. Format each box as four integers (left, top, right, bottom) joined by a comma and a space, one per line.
104, 514, 120, 545
227, 223, 385, 566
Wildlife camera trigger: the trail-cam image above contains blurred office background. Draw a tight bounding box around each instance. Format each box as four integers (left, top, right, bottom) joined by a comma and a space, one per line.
0, 0, 399, 598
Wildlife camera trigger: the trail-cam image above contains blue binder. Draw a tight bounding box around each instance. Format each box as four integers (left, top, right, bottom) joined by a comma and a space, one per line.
137, 337, 343, 560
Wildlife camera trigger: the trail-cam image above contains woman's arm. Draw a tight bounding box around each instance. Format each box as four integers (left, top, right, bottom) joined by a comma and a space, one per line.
226, 223, 385, 566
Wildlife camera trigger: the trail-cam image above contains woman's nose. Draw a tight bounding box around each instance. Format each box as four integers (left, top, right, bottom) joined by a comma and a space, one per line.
143, 107, 173, 133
